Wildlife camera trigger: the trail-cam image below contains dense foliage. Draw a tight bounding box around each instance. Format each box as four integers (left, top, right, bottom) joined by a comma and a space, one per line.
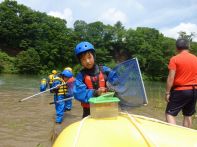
0, 49, 16, 73
0, 0, 197, 81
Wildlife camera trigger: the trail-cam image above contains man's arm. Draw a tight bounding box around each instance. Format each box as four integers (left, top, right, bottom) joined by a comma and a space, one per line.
165, 69, 176, 102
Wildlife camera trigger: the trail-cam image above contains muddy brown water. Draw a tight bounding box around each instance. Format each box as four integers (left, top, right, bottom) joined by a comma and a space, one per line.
0, 74, 196, 147
0, 74, 83, 147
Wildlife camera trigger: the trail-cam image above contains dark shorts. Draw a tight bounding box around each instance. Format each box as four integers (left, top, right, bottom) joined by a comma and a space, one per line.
82, 107, 90, 118
165, 89, 197, 116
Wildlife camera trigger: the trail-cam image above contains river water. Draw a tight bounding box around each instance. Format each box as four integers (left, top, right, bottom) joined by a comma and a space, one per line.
0, 74, 82, 147
0, 74, 196, 147
0, 74, 54, 146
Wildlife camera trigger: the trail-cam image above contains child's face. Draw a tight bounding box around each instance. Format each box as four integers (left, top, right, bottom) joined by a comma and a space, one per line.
80, 52, 95, 69
62, 76, 69, 82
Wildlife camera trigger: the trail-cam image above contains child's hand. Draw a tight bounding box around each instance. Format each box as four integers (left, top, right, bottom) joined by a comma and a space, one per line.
95, 87, 106, 96
99, 87, 106, 94
56, 85, 61, 89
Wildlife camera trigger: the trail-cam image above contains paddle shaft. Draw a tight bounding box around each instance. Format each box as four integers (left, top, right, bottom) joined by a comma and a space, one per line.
49, 96, 74, 105
19, 83, 66, 102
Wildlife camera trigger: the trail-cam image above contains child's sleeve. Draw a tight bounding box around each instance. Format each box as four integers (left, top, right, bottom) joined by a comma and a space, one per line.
50, 80, 60, 93
66, 79, 75, 97
102, 66, 112, 76
102, 66, 119, 85
73, 72, 95, 103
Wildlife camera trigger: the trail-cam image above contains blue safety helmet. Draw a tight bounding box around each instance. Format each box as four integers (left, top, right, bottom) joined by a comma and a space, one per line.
74, 41, 95, 56
61, 70, 73, 78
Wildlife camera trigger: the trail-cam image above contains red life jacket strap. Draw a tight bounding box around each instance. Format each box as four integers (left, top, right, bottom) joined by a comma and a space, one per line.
81, 102, 90, 108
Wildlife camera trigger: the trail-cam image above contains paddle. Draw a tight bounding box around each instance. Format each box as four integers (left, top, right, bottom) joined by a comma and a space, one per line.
18, 83, 66, 102
49, 96, 74, 105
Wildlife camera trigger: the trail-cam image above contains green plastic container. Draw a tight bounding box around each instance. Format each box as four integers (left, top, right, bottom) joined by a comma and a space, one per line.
89, 92, 120, 118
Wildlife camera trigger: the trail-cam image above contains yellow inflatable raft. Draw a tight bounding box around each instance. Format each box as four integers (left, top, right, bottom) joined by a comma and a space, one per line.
53, 113, 197, 147
53, 95, 197, 147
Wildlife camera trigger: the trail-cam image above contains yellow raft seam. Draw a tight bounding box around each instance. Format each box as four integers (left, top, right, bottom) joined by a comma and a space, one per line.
121, 112, 157, 147
73, 116, 90, 147
132, 114, 197, 132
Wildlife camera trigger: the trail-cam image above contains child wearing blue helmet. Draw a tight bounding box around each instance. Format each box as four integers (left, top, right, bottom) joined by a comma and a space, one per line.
73, 41, 114, 118
51, 69, 74, 123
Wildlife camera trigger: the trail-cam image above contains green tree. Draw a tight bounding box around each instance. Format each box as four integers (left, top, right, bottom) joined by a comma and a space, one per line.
73, 20, 88, 40
107, 21, 129, 62
0, 0, 24, 47
16, 48, 40, 74
133, 27, 167, 80
1, 0, 193, 81
0, 50, 16, 73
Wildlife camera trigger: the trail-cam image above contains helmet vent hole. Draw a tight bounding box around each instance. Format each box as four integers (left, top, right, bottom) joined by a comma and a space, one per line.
85, 45, 87, 47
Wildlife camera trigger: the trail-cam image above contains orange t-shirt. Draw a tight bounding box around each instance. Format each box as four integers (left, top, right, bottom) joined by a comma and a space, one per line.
168, 50, 197, 90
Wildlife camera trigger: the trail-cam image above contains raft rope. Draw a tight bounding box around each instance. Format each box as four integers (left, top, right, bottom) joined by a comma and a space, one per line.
121, 112, 158, 147
131, 114, 197, 132
73, 116, 90, 147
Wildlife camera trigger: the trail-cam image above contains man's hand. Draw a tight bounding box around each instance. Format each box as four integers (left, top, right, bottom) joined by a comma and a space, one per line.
165, 93, 170, 102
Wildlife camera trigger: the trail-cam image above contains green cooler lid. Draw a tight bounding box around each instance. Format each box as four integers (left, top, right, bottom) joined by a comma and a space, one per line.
89, 92, 120, 104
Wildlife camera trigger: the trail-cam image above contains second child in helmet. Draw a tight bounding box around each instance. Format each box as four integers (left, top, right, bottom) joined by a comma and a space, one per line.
51, 69, 74, 124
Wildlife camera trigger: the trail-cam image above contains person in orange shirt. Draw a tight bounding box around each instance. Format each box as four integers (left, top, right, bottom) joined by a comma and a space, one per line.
165, 38, 197, 128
